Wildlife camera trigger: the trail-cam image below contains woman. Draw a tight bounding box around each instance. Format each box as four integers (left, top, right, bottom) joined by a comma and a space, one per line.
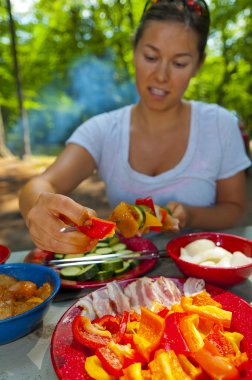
19, 0, 251, 254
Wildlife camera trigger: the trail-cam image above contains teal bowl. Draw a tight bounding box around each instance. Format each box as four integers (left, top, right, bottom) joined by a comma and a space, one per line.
0, 263, 60, 345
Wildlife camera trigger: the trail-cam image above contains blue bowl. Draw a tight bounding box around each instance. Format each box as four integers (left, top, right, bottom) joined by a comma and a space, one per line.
0, 263, 60, 345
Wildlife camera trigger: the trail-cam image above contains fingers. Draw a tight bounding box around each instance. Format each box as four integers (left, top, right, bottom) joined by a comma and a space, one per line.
26, 193, 98, 254
167, 201, 188, 229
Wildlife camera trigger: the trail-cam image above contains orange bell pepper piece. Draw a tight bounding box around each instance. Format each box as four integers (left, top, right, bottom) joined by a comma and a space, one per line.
148, 350, 191, 380
85, 355, 117, 380
123, 362, 143, 380
179, 314, 204, 353
193, 347, 240, 380
204, 324, 235, 356
192, 291, 223, 308
181, 296, 232, 328
133, 307, 165, 361
177, 354, 203, 379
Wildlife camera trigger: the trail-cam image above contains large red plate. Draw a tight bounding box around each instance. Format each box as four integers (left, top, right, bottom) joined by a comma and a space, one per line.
51, 277, 252, 380
24, 236, 158, 289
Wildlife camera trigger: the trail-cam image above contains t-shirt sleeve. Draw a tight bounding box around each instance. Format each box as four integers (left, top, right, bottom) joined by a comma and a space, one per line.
217, 107, 251, 179
66, 114, 109, 166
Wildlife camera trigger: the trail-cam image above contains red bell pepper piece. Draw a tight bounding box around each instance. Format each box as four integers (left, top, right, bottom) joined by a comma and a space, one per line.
72, 315, 112, 350
135, 196, 156, 215
76, 217, 116, 239
108, 341, 142, 368
159, 313, 190, 355
114, 310, 129, 343
95, 346, 123, 377
92, 314, 121, 335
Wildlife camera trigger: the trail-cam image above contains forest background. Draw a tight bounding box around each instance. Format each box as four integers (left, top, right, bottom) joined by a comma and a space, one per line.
0, 0, 252, 251
0, 0, 251, 157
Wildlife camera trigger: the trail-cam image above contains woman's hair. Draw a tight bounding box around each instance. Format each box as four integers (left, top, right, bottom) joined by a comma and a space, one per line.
133, 0, 210, 61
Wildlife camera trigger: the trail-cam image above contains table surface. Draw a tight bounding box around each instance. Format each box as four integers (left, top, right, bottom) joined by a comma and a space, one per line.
1, 226, 252, 380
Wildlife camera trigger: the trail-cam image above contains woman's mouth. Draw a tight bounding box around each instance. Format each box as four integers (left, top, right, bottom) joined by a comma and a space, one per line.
149, 86, 168, 97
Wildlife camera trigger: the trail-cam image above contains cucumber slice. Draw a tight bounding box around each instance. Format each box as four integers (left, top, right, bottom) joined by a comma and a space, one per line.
127, 259, 140, 268
54, 253, 65, 259
115, 250, 135, 256
110, 243, 127, 252
96, 242, 109, 248
76, 264, 99, 281
114, 261, 131, 275
100, 259, 123, 272
108, 236, 120, 246
94, 270, 114, 281
132, 205, 146, 228
94, 247, 114, 255
64, 253, 85, 259
60, 264, 98, 281
60, 266, 84, 280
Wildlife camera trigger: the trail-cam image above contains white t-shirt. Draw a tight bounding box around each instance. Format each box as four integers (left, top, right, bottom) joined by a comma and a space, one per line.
67, 101, 251, 208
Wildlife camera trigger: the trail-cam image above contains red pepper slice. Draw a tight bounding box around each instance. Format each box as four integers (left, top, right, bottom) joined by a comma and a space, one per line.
159, 313, 190, 355
92, 314, 121, 335
135, 196, 156, 215
72, 315, 111, 350
95, 346, 123, 377
114, 310, 129, 343
76, 217, 116, 239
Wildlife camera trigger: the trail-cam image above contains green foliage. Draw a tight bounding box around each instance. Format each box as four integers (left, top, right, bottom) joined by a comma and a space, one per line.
0, 0, 251, 155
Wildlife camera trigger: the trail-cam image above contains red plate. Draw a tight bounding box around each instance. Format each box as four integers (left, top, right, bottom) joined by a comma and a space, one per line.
0, 244, 11, 264
24, 236, 158, 289
51, 277, 252, 380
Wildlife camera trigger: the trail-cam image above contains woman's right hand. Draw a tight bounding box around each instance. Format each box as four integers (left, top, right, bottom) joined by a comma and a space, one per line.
25, 192, 99, 254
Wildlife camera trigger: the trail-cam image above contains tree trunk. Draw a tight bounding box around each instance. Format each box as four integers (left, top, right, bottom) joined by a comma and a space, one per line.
0, 106, 13, 157
6, 0, 31, 158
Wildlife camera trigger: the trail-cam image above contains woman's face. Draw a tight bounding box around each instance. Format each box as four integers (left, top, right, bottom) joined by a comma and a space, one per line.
134, 21, 202, 111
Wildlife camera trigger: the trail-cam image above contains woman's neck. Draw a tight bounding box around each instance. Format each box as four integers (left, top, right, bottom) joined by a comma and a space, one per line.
132, 100, 189, 134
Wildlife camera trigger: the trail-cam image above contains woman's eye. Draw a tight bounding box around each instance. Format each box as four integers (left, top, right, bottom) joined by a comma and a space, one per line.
144, 55, 157, 62
174, 62, 187, 68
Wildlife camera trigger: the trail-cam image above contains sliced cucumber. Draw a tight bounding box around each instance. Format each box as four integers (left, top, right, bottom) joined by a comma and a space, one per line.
94, 270, 114, 281
114, 261, 131, 275
96, 242, 109, 248
94, 247, 114, 255
133, 205, 146, 228
60, 266, 84, 280
108, 236, 120, 246
64, 253, 85, 259
60, 264, 98, 281
54, 253, 65, 259
115, 249, 135, 256
111, 243, 127, 252
76, 265, 99, 281
99, 259, 124, 272
128, 259, 140, 268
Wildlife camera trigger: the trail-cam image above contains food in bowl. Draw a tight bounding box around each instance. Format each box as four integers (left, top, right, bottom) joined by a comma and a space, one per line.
69, 278, 249, 379
180, 238, 252, 267
0, 273, 53, 320
0, 263, 60, 344
166, 232, 252, 287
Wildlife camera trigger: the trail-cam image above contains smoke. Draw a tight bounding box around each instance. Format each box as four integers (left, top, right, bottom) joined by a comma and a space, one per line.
8, 54, 138, 154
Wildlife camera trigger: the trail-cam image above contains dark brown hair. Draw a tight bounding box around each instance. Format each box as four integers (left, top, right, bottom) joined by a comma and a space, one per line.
133, 0, 210, 62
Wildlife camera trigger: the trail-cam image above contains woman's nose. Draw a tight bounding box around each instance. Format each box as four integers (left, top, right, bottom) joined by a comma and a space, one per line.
155, 62, 170, 82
